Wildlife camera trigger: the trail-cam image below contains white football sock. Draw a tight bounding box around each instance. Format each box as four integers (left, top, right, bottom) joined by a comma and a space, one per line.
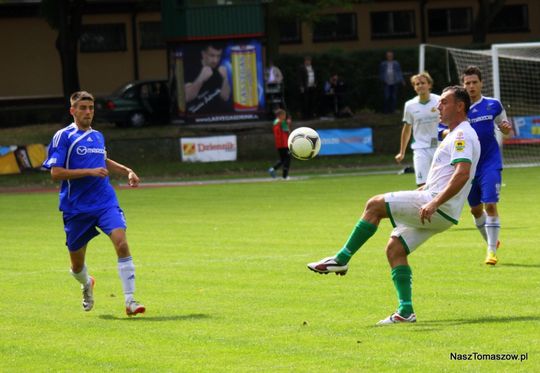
118, 256, 135, 304
473, 210, 488, 242
485, 216, 500, 254
71, 265, 90, 286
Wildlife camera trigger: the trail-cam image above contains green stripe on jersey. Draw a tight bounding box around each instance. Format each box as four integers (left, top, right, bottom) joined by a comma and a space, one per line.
385, 202, 396, 228
451, 158, 472, 165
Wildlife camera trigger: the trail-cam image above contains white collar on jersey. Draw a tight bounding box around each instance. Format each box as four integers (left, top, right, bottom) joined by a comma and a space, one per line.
470, 95, 485, 109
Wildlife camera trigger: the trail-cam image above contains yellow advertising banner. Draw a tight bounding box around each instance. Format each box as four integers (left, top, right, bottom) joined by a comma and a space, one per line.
0, 144, 47, 175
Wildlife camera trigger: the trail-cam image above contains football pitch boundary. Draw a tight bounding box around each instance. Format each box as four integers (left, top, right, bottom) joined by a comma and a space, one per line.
0, 168, 400, 194
118, 169, 399, 188
3, 163, 536, 193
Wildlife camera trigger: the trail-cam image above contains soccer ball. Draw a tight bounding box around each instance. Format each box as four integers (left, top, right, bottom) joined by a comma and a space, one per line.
288, 127, 321, 160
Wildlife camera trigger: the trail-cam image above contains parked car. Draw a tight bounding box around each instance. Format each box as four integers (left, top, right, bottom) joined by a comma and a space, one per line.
94, 79, 170, 127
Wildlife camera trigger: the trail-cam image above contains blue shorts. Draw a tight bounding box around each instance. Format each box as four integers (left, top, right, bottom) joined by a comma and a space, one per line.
468, 168, 502, 207
63, 206, 127, 251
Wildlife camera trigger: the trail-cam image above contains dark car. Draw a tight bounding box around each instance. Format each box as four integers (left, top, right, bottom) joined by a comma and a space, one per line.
95, 79, 170, 127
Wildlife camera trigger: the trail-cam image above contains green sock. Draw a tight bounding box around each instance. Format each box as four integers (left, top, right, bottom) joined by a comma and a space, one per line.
335, 219, 377, 264
391, 265, 414, 317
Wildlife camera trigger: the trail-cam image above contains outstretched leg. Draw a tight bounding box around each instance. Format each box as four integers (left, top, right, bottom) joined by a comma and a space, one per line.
307, 194, 387, 274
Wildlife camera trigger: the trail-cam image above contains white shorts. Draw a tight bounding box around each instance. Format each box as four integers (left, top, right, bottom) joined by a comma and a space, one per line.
413, 148, 436, 185
385, 190, 455, 254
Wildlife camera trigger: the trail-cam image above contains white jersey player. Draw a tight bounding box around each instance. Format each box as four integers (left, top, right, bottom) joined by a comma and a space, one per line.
308, 86, 480, 325
396, 72, 441, 186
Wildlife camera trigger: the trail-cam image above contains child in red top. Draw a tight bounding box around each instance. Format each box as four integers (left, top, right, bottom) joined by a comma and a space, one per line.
268, 109, 292, 179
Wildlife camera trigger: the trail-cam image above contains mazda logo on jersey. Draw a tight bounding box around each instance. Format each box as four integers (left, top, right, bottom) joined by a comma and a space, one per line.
76, 146, 106, 156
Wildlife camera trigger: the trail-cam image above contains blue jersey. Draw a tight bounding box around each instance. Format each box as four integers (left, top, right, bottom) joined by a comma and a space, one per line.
437, 122, 448, 141
43, 123, 119, 213
467, 97, 506, 171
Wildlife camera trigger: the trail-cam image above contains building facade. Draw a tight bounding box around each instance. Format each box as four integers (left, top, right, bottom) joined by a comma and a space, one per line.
0, 0, 538, 100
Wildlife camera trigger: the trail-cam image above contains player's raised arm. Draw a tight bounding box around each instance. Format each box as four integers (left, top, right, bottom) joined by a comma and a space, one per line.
106, 158, 139, 187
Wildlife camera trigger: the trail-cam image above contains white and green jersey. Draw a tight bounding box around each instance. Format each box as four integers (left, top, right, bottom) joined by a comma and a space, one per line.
424, 121, 480, 222
402, 93, 441, 149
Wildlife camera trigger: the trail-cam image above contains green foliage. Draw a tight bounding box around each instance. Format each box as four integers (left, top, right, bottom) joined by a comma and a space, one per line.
1, 168, 539, 371
40, 0, 61, 29
270, 0, 351, 22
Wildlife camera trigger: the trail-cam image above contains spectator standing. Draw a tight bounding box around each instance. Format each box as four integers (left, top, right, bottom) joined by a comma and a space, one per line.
323, 73, 353, 118
379, 51, 405, 114
299, 56, 317, 119
265, 60, 285, 112
265, 60, 283, 85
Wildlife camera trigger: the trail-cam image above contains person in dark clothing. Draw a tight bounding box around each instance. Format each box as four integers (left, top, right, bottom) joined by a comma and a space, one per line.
298, 56, 317, 119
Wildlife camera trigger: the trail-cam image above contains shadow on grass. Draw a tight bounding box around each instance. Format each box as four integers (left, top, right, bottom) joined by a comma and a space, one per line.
449, 226, 521, 233
98, 313, 210, 321
367, 315, 540, 331
500, 263, 540, 268
419, 315, 540, 327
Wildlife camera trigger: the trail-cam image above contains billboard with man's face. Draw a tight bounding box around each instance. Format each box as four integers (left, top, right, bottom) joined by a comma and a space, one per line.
170, 39, 265, 123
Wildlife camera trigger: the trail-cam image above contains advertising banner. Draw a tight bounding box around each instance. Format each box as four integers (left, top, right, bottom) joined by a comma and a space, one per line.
505, 116, 540, 144
318, 128, 373, 155
0, 144, 47, 175
180, 135, 237, 162
171, 39, 265, 123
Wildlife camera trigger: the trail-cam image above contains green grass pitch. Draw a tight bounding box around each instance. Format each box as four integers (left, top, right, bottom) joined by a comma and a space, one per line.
1, 168, 538, 372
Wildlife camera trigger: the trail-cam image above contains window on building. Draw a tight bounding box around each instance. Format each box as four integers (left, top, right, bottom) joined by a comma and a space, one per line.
370, 10, 415, 39
428, 8, 472, 36
313, 13, 357, 42
489, 4, 529, 33
80, 24, 126, 52
139, 21, 165, 50
279, 19, 301, 44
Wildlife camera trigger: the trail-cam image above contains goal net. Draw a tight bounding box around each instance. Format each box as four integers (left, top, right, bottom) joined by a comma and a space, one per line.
419, 42, 540, 167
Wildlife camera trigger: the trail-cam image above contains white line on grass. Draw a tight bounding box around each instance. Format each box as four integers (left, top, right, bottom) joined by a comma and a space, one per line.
119, 169, 400, 188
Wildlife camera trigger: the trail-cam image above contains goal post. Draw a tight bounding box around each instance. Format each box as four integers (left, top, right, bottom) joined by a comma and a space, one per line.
419, 42, 540, 167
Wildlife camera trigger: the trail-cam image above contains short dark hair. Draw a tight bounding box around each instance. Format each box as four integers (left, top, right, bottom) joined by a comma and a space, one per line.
461, 65, 483, 82
443, 85, 471, 113
70, 91, 94, 107
204, 43, 223, 52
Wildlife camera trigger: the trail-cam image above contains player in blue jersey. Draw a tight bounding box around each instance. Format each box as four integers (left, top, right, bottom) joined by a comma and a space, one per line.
461, 66, 512, 265
43, 91, 145, 316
